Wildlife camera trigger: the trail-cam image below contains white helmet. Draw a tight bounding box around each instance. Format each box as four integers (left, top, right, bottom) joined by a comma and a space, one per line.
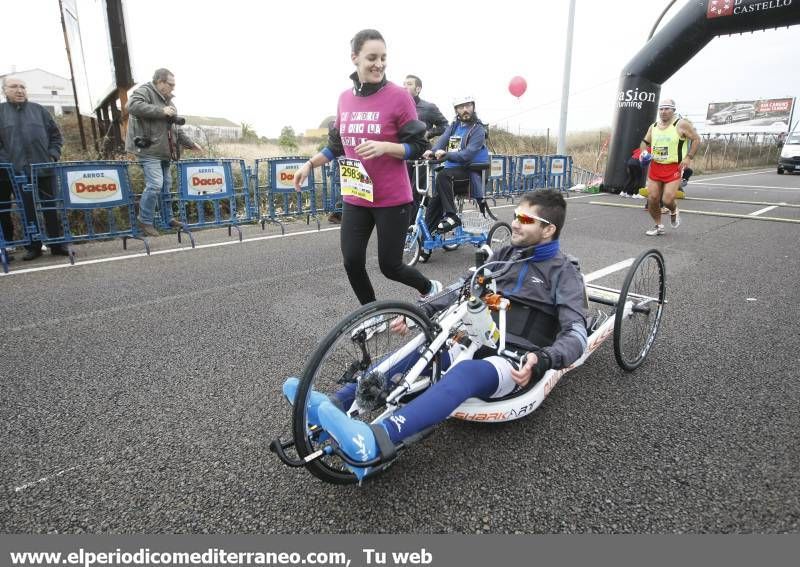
452, 95, 475, 108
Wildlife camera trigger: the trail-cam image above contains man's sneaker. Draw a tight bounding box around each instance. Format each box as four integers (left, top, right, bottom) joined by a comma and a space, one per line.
670, 208, 681, 229
351, 314, 388, 341
419, 279, 442, 302
317, 400, 378, 481
660, 206, 670, 214
645, 224, 665, 236
631, 193, 645, 200
138, 222, 159, 237
282, 377, 329, 427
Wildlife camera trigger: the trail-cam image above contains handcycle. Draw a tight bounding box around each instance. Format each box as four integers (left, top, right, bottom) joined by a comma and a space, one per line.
271, 247, 666, 484
403, 159, 511, 266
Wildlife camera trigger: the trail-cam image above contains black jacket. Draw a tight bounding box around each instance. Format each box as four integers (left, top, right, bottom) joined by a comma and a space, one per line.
413, 96, 448, 139
0, 101, 63, 175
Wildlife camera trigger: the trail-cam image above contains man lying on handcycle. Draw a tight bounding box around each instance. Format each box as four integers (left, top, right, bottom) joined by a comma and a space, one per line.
284, 190, 587, 479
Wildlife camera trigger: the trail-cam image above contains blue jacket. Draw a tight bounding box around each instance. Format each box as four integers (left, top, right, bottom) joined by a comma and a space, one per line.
433, 120, 489, 199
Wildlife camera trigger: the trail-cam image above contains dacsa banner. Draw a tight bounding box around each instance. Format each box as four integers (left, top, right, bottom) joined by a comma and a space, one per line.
275, 162, 308, 189
67, 169, 123, 205
186, 165, 228, 196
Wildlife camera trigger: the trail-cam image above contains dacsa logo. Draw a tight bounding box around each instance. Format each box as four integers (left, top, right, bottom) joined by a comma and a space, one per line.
70, 174, 119, 199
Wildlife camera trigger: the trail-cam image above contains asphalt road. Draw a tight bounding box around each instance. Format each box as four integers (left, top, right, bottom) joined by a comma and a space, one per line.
1, 168, 798, 534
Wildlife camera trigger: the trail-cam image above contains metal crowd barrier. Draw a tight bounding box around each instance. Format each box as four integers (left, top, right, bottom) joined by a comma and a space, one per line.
485, 155, 510, 201
29, 160, 147, 265
544, 154, 573, 190
0, 164, 33, 272
254, 156, 320, 234
320, 161, 342, 214
510, 154, 546, 199
170, 158, 254, 247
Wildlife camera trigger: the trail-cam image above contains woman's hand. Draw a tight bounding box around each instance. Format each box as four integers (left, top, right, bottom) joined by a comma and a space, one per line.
293, 162, 311, 192
355, 140, 387, 160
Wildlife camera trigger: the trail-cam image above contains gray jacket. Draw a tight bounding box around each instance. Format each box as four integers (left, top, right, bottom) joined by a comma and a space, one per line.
0, 101, 63, 175
125, 82, 195, 160
424, 244, 588, 369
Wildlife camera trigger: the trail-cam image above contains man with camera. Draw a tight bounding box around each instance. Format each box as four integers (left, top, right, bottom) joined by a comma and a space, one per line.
125, 68, 202, 237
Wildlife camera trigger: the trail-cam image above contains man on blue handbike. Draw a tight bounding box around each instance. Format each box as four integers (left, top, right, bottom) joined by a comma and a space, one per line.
284, 190, 588, 480
423, 95, 490, 234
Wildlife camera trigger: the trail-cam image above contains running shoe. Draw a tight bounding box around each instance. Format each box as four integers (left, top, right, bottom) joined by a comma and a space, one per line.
670, 208, 681, 229
419, 279, 443, 302
645, 224, 665, 236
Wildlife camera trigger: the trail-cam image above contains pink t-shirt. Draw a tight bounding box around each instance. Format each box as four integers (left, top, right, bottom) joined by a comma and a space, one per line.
335, 82, 416, 208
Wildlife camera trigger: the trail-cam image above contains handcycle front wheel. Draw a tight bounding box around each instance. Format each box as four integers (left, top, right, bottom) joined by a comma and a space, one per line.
292, 300, 440, 484
613, 248, 666, 371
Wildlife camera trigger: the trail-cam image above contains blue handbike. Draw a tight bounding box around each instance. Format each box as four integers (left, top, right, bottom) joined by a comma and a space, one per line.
403, 160, 511, 266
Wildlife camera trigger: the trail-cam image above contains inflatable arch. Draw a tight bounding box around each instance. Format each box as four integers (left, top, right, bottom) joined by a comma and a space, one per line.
604, 0, 800, 190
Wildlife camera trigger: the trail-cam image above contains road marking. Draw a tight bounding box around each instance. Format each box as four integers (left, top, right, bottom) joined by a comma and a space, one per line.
591, 202, 800, 223
749, 205, 778, 216
692, 183, 799, 190
15, 457, 107, 492
696, 170, 772, 182
0, 226, 341, 278
684, 197, 798, 208
584, 258, 634, 282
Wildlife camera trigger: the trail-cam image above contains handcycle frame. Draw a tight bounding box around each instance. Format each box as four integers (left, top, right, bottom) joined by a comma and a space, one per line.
403, 159, 511, 266
271, 248, 667, 482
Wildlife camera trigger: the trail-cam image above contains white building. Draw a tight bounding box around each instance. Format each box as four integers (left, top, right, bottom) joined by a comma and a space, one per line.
182, 116, 242, 142
0, 68, 76, 115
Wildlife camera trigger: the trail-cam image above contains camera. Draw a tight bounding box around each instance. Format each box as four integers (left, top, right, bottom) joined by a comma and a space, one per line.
133, 136, 153, 149
166, 115, 186, 126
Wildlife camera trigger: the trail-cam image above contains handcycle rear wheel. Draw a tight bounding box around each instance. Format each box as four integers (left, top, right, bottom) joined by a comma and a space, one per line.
613, 248, 666, 371
487, 222, 512, 255
292, 300, 439, 484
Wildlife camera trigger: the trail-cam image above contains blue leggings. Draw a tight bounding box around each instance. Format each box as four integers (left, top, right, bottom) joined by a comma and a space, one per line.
334, 349, 500, 445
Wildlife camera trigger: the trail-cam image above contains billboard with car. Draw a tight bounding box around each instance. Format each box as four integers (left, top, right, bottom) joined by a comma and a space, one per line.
704, 98, 795, 134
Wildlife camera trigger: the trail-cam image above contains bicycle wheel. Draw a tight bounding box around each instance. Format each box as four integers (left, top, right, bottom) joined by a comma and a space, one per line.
292, 300, 439, 484
487, 222, 512, 255
403, 228, 421, 266
613, 248, 666, 371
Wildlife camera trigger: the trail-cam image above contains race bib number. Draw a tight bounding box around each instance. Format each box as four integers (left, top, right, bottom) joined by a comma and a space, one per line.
447, 135, 461, 152
338, 158, 374, 202
653, 145, 669, 160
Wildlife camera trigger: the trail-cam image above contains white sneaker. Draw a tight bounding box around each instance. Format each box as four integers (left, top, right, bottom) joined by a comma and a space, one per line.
619, 192, 630, 198
645, 224, 665, 236
631, 193, 645, 200
419, 279, 442, 302
351, 314, 387, 340
670, 209, 681, 229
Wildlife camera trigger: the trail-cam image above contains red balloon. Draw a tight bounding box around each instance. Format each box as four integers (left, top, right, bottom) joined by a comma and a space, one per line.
508, 76, 527, 98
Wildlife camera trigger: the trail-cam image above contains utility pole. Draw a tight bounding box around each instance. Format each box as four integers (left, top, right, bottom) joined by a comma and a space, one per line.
557, 0, 576, 155
58, 0, 87, 151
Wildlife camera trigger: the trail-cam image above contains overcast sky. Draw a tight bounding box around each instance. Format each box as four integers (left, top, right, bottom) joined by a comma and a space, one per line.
2, 0, 799, 138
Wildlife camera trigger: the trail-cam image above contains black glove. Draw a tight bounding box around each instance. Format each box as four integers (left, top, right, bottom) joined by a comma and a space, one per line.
530, 350, 552, 381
